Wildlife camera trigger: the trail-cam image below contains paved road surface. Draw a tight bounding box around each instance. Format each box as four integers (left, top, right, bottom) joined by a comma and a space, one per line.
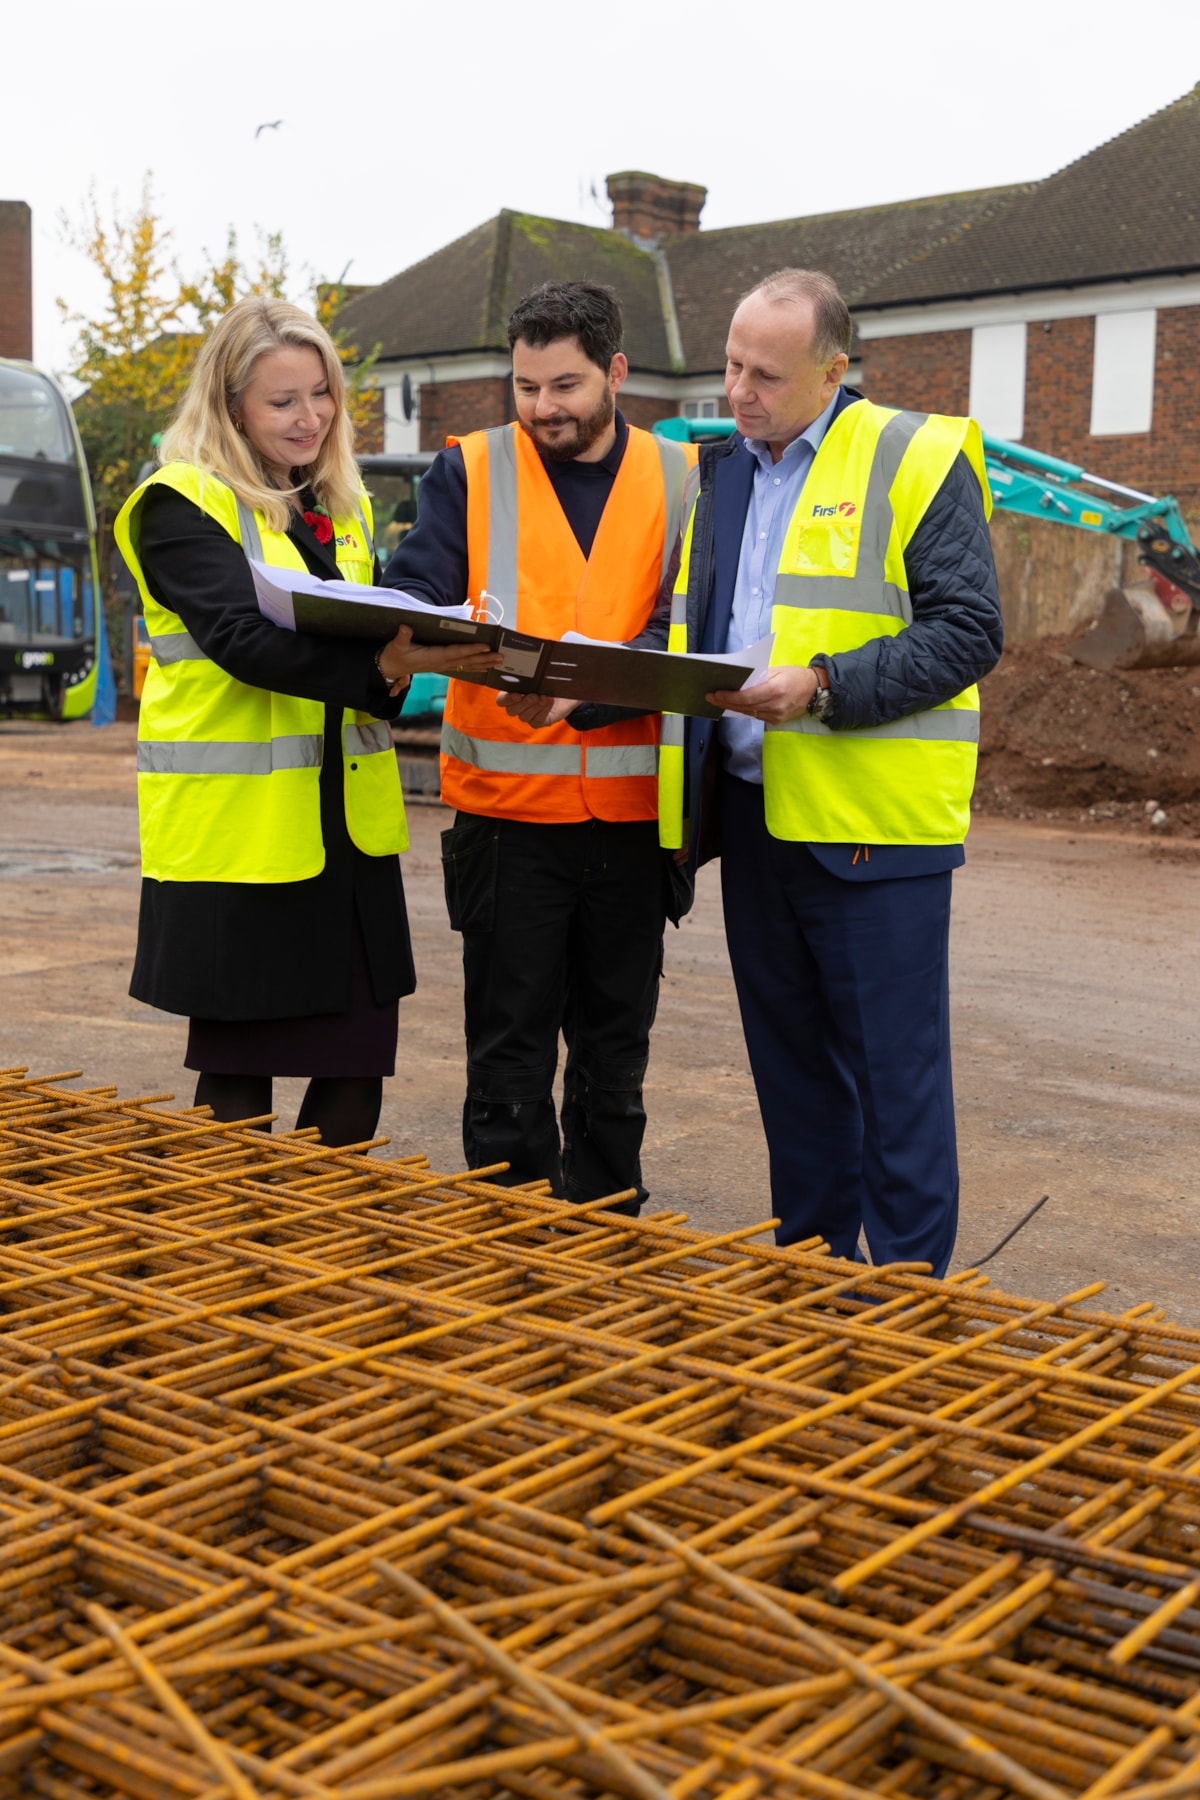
2, 720, 1196, 1322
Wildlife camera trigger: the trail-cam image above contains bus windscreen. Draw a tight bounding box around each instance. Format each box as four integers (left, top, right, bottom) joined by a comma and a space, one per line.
0, 359, 100, 716
0, 365, 75, 463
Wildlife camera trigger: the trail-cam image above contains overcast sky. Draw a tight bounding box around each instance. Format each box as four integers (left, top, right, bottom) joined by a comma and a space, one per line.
10, 0, 1200, 375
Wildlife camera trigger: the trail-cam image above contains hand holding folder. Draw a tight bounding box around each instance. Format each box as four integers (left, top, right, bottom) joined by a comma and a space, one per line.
249, 563, 771, 719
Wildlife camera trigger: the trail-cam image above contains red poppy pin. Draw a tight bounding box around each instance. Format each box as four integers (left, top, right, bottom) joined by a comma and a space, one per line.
303, 506, 334, 545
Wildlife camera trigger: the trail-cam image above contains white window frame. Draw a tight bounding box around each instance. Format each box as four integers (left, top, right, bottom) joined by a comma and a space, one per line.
382, 380, 420, 455
681, 398, 720, 420
969, 322, 1026, 441
1090, 309, 1156, 436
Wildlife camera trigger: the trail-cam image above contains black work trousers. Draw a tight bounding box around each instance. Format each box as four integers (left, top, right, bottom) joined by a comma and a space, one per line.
442, 813, 668, 1211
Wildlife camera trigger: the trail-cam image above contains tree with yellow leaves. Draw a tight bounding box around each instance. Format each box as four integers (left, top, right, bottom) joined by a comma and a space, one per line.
60, 179, 376, 594
60, 180, 286, 575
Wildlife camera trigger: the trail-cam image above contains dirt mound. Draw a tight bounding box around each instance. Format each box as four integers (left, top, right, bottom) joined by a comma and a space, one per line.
976, 638, 1200, 837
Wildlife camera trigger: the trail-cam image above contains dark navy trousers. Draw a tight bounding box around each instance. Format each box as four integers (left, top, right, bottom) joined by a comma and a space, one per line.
719, 775, 959, 1276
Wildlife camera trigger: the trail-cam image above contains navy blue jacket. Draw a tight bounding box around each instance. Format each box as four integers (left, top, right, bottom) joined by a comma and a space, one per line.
652, 389, 1003, 879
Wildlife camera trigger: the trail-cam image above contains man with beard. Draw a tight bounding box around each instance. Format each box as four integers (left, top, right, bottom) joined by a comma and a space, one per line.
381, 281, 694, 1213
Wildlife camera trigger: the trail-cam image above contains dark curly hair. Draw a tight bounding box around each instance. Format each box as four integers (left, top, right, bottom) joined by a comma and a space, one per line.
506, 281, 624, 373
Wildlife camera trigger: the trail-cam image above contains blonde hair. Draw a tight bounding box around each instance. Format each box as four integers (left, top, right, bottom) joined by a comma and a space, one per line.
158, 296, 361, 532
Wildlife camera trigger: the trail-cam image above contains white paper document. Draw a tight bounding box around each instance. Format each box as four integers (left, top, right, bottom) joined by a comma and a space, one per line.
250, 562, 473, 632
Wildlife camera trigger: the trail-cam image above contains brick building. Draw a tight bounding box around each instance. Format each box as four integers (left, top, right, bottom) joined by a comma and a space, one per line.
856, 86, 1200, 517
340, 172, 1022, 453
0, 202, 32, 362
341, 86, 1200, 518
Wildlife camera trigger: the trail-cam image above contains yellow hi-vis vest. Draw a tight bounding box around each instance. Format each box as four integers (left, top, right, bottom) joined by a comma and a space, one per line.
114, 462, 408, 883
659, 401, 990, 848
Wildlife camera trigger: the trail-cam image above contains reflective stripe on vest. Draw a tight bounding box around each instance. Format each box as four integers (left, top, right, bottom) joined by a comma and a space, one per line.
137, 735, 323, 775
442, 423, 686, 825
442, 725, 582, 776
344, 720, 393, 758
587, 743, 657, 778
151, 632, 207, 664
234, 494, 374, 566
442, 728, 657, 781
774, 708, 980, 744
654, 436, 689, 590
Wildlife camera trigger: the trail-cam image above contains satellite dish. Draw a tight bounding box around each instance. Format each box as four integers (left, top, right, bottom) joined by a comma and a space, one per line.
401, 373, 415, 422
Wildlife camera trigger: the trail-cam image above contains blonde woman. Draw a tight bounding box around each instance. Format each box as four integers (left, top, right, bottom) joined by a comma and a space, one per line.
115, 297, 498, 1143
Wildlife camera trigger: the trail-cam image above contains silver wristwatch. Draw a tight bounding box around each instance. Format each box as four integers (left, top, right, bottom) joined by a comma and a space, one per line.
807, 670, 836, 723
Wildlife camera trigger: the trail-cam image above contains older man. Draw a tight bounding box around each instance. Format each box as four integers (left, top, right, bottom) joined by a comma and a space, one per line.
658, 269, 1003, 1276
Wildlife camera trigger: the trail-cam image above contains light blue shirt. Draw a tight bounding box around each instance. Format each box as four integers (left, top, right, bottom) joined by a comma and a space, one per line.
722, 389, 841, 782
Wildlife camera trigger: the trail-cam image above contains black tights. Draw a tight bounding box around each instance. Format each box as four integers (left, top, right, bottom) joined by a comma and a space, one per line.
193, 1073, 384, 1148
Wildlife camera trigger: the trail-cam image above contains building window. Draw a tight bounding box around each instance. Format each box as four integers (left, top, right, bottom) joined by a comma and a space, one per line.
383, 380, 420, 454
1090, 310, 1156, 436
682, 398, 719, 419
969, 323, 1026, 440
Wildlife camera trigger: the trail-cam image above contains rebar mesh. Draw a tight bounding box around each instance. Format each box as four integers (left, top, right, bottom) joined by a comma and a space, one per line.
1, 1066, 1199, 1800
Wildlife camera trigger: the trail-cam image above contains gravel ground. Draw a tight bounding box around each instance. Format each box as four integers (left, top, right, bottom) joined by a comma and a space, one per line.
2, 717, 1197, 1323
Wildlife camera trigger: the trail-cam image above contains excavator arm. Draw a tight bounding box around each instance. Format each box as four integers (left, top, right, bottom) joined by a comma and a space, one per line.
653, 416, 1200, 671
982, 435, 1200, 666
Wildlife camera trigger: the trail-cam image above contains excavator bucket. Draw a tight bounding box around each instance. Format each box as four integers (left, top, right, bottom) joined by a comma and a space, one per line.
1070, 582, 1200, 672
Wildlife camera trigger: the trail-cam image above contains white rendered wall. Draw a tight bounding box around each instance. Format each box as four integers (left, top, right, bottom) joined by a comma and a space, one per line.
969, 322, 1026, 440
1090, 310, 1156, 436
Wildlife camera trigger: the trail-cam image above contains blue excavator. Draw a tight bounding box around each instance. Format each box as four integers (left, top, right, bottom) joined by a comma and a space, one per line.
652, 417, 1200, 672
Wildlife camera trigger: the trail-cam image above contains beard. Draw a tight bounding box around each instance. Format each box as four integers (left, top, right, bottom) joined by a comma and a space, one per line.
521, 387, 615, 463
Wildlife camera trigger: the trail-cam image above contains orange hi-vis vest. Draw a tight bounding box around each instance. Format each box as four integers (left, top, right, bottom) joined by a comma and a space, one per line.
440, 422, 692, 824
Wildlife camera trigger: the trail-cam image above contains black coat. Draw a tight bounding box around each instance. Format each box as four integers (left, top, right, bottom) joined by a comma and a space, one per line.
130, 485, 415, 1020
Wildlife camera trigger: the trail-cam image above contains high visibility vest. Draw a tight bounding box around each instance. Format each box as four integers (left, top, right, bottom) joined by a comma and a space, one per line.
114, 462, 408, 883
441, 422, 692, 824
659, 402, 990, 848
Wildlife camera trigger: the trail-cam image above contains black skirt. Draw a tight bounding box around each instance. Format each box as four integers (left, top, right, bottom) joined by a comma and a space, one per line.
185, 909, 399, 1077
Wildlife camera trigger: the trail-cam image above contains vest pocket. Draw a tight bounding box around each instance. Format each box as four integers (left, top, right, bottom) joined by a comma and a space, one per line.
786, 517, 860, 577
441, 814, 502, 933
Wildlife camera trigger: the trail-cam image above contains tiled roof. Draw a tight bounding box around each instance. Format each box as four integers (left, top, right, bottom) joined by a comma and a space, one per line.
337, 86, 1200, 373
338, 211, 670, 370
860, 84, 1200, 306
664, 186, 1027, 368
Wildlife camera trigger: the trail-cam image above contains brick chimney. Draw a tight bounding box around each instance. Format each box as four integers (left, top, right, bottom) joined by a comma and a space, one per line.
606, 171, 706, 246
0, 202, 33, 362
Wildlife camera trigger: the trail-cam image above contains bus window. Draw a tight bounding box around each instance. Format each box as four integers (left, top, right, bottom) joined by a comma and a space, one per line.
35, 572, 58, 634
1, 565, 33, 639
0, 366, 75, 462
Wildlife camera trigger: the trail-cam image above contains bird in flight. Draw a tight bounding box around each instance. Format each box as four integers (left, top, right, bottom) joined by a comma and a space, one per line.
254, 120, 283, 138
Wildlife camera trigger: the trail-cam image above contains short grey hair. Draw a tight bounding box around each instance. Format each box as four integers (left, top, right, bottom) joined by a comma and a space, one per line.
740, 268, 852, 364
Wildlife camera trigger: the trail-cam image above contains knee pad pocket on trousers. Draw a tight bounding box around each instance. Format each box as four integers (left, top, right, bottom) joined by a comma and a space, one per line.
466, 1061, 558, 1106
569, 1056, 649, 1095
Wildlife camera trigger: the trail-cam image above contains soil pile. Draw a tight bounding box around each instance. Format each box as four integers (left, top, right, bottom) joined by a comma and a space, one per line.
976, 639, 1200, 836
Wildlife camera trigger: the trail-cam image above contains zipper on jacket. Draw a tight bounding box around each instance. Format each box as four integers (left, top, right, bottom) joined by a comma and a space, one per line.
688, 439, 736, 646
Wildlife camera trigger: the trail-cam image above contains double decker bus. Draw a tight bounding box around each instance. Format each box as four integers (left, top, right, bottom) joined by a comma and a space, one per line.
0, 359, 99, 717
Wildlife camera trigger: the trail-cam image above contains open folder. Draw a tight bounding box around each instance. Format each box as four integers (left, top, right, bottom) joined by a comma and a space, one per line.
250, 563, 771, 720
